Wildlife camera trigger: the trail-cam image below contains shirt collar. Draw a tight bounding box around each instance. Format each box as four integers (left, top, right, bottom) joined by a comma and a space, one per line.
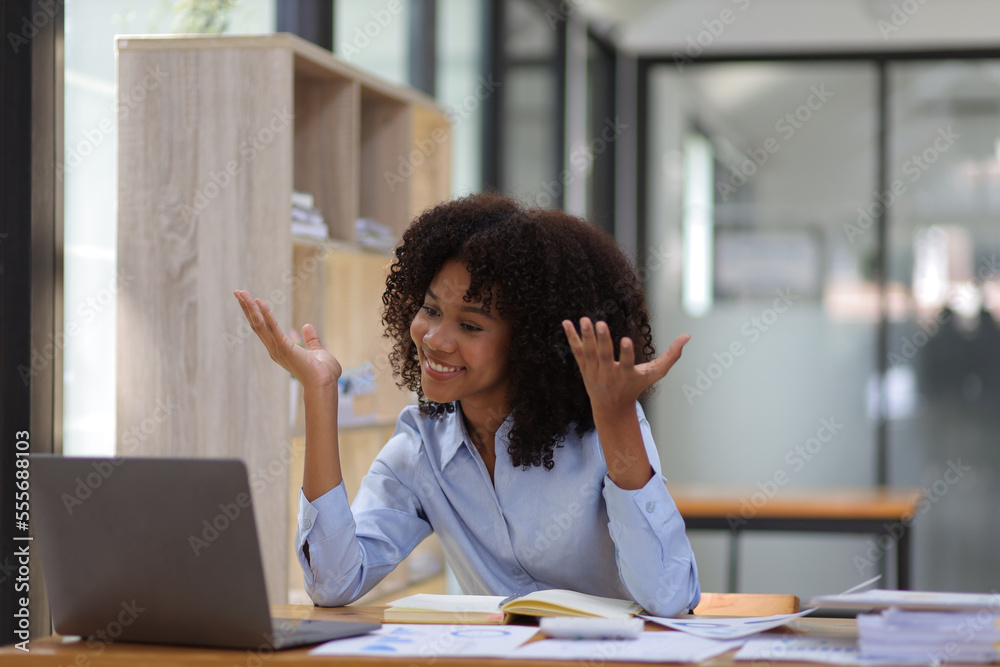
438, 402, 513, 468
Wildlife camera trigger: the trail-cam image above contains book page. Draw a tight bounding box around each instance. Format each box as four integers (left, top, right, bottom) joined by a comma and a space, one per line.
387, 594, 506, 614
507, 590, 641, 618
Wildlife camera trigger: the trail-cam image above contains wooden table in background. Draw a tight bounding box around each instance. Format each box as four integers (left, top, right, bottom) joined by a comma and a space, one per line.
667, 483, 923, 593
0, 604, 858, 666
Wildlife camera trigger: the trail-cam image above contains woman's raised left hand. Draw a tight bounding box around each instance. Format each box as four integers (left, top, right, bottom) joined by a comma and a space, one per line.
561, 317, 690, 415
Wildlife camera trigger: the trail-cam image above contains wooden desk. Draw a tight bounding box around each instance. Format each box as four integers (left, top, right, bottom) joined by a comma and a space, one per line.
0, 604, 857, 666
668, 483, 923, 592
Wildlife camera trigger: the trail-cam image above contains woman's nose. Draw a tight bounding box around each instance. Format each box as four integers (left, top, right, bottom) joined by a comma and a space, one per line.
424, 324, 456, 353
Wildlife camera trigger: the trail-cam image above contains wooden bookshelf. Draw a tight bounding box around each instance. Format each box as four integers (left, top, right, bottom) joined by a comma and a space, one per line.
116, 34, 450, 605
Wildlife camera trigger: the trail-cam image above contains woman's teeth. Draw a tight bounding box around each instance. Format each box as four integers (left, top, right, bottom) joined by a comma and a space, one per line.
428, 359, 461, 373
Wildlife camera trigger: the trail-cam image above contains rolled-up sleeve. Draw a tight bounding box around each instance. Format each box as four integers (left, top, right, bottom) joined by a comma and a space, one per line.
601, 408, 701, 617
295, 412, 433, 606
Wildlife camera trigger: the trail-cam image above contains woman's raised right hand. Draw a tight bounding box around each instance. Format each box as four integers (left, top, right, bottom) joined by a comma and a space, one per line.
234, 290, 342, 391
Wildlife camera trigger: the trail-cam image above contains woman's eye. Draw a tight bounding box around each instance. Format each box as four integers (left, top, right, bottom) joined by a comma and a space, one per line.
421, 305, 439, 316
461, 323, 482, 332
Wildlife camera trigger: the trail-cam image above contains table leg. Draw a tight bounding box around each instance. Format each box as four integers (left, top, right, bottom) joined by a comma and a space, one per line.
728, 531, 741, 593
897, 526, 911, 590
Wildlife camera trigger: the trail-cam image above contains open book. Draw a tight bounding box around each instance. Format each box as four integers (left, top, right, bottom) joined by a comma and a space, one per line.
383, 590, 643, 624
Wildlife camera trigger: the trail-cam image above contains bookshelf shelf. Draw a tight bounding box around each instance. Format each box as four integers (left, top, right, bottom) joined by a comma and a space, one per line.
117, 34, 450, 604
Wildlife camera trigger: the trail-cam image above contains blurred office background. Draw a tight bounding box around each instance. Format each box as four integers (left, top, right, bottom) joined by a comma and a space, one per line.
46, 0, 1000, 600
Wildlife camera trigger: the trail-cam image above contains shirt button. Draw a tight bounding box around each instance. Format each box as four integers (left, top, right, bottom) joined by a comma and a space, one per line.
645, 501, 656, 513
512, 567, 523, 576
303, 518, 313, 530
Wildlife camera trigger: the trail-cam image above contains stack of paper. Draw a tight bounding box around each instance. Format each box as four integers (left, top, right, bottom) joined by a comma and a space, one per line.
355, 217, 396, 252
857, 608, 1000, 664
291, 190, 329, 239
807, 589, 1000, 664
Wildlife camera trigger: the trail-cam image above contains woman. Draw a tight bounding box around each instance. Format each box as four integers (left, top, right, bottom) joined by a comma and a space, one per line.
234, 192, 700, 616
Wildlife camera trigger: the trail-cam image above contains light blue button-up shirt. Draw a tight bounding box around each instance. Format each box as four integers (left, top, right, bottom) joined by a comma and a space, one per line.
295, 402, 701, 617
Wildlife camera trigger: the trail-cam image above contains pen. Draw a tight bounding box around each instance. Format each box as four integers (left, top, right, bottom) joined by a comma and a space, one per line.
500, 592, 524, 606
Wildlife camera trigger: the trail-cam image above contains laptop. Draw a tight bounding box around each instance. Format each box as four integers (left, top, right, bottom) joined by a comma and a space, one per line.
31, 455, 380, 649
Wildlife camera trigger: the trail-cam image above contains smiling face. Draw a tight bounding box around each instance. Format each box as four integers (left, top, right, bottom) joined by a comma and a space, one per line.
409, 259, 513, 413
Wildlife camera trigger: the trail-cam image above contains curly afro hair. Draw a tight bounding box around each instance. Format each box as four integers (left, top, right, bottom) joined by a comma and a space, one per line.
382, 192, 656, 471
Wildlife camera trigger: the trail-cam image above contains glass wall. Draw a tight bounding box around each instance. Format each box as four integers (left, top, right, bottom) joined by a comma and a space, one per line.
647, 56, 1000, 597
886, 60, 1000, 592
646, 62, 881, 599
